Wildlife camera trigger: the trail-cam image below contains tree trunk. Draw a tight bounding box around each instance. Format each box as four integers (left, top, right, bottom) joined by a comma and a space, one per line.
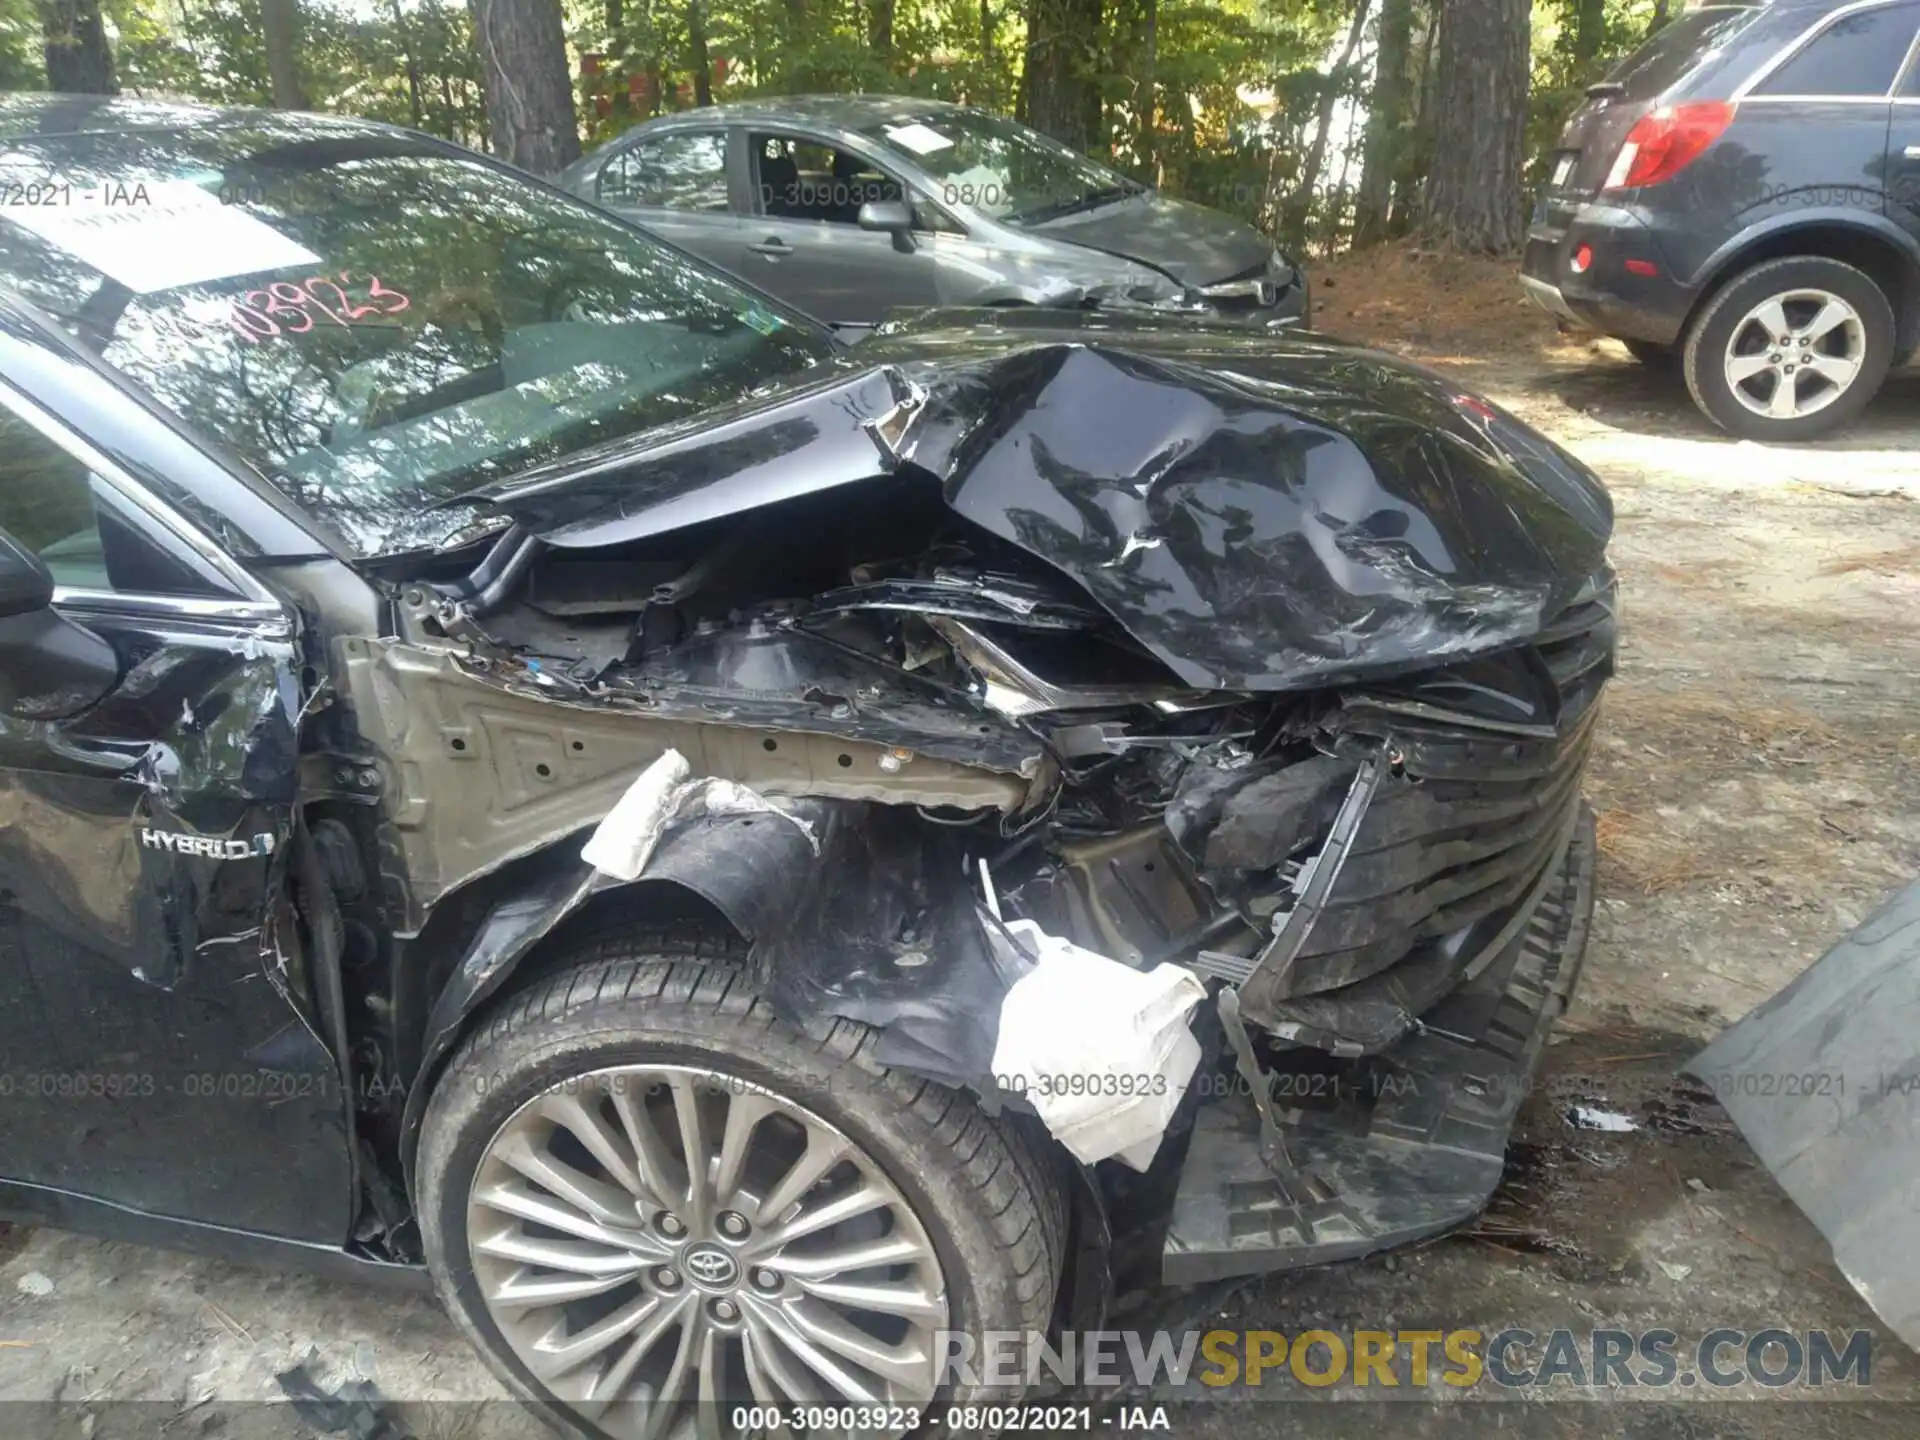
467, 0, 581, 172
1410, 0, 1438, 128
1283, 0, 1371, 250
1327, 77, 1363, 248
1134, 0, 1156, 177
1650, 0, 1671, 32
869, 0, 895, 65
633, 0, 660, 115
387, 0, 425, 128
607, 0, 623, 32
1400, 0, 1440, 223
260, 0, 306, 108
40, 0, 116, 94
1572, 0, 1605, 65
1420, 0, 1528, 252
1354, 0, 1412, 246
688, 0, 712, 106
1022, 0, 1102, 151
783, 0, 809, 89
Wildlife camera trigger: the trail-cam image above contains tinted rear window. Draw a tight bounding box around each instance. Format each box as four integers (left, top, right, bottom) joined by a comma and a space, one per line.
1602, 6, 1764, 99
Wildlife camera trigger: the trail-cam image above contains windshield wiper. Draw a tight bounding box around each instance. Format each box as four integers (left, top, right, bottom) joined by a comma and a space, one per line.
1013, 184, 1144, 225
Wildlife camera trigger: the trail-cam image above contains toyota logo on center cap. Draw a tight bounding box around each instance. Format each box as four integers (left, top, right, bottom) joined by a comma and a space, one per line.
683, 1244, 740, 1288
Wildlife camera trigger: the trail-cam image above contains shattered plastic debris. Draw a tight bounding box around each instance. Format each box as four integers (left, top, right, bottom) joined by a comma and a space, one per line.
582, 749, 817, 881
275, 1346, 412, 1440
989, 919, 1206, 1170
1565, 1104, 1639, 1133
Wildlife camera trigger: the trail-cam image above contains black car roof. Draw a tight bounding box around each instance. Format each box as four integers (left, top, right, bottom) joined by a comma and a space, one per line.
0, 92, 395, 142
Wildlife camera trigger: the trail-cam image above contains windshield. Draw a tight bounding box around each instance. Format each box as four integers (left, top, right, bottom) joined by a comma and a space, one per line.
0, 124, 836, 556
860, 110, 1142, 224
1600, 5, 1761, 100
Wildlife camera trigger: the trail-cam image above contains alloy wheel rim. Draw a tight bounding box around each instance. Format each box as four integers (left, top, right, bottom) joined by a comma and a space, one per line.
1722, 288, 1865, 421
466, 1064, 948, 1438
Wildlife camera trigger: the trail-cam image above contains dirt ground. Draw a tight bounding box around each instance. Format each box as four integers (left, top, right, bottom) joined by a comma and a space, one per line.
2, 246, 1918, 1438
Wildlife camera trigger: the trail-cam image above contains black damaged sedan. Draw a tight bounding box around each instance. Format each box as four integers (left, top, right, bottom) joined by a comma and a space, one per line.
0, 98, 1614, 1434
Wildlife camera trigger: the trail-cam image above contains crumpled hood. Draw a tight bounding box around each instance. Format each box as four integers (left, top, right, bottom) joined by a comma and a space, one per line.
472, 314, 1612, 691
1029, 192, 1278, 288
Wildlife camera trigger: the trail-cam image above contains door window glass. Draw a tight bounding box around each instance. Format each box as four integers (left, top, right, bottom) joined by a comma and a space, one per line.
749, 133, 906, 224
600, 132, 730, 211
0, 408, 232, 596
0, 410, 107, 589
1755, 3, 1920, 96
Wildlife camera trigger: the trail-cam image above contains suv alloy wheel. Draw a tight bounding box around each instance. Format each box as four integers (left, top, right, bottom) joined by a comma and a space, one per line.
1683, 255, 1896, 442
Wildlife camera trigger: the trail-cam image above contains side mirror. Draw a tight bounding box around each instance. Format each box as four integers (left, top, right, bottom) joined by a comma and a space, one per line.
0, 529, 118, 721
0, 528, 53, 618
858, 199, 917, 253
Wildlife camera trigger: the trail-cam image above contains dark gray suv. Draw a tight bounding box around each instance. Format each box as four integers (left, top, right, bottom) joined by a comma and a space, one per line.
1523, 0, 1920, 440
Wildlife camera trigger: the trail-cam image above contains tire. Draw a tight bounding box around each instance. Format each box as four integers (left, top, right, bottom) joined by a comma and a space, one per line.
1682, 255, 1895, 441
418, 940, 1066, 1437
1621, 338, 1678, 370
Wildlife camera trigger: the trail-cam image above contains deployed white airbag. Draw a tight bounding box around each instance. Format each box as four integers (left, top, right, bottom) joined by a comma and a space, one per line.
582, 749, 815, 881
990, 919, 1207, 1170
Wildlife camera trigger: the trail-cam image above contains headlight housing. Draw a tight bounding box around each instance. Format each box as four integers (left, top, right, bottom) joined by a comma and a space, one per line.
1116, 266, 1182, 304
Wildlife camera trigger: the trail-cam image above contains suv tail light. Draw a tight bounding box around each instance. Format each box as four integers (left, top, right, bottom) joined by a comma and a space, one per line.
1603, 102, 1735, 189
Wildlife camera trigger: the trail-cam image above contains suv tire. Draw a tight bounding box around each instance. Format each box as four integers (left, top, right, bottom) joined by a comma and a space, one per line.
418, 943, 1066, 1436
1683, 256, 1894, 442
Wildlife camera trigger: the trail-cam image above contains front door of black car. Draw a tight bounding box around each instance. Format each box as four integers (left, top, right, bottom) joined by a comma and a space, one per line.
0, 389, 354, 1244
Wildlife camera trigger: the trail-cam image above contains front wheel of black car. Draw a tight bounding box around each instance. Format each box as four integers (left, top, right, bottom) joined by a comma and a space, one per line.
417, 945, 1065, 1438
1683, 256, 1894, 442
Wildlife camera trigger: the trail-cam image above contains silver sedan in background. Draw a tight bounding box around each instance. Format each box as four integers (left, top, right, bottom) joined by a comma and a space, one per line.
558, 94, 1309, 331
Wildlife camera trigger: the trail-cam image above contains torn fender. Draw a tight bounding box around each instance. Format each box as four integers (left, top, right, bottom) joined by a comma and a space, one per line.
1688, 879, 1920, 1351
397, 825, 773, 1181
399, 801, 1018, 1178
602, 797, 1021, 1087
400, 849, 601, 1182
747, 802, 1023, 1088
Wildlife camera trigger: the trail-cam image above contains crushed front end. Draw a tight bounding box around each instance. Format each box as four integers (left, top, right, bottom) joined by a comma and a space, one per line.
931, 563, 1614, 1284
377, 324, 1615, 1288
